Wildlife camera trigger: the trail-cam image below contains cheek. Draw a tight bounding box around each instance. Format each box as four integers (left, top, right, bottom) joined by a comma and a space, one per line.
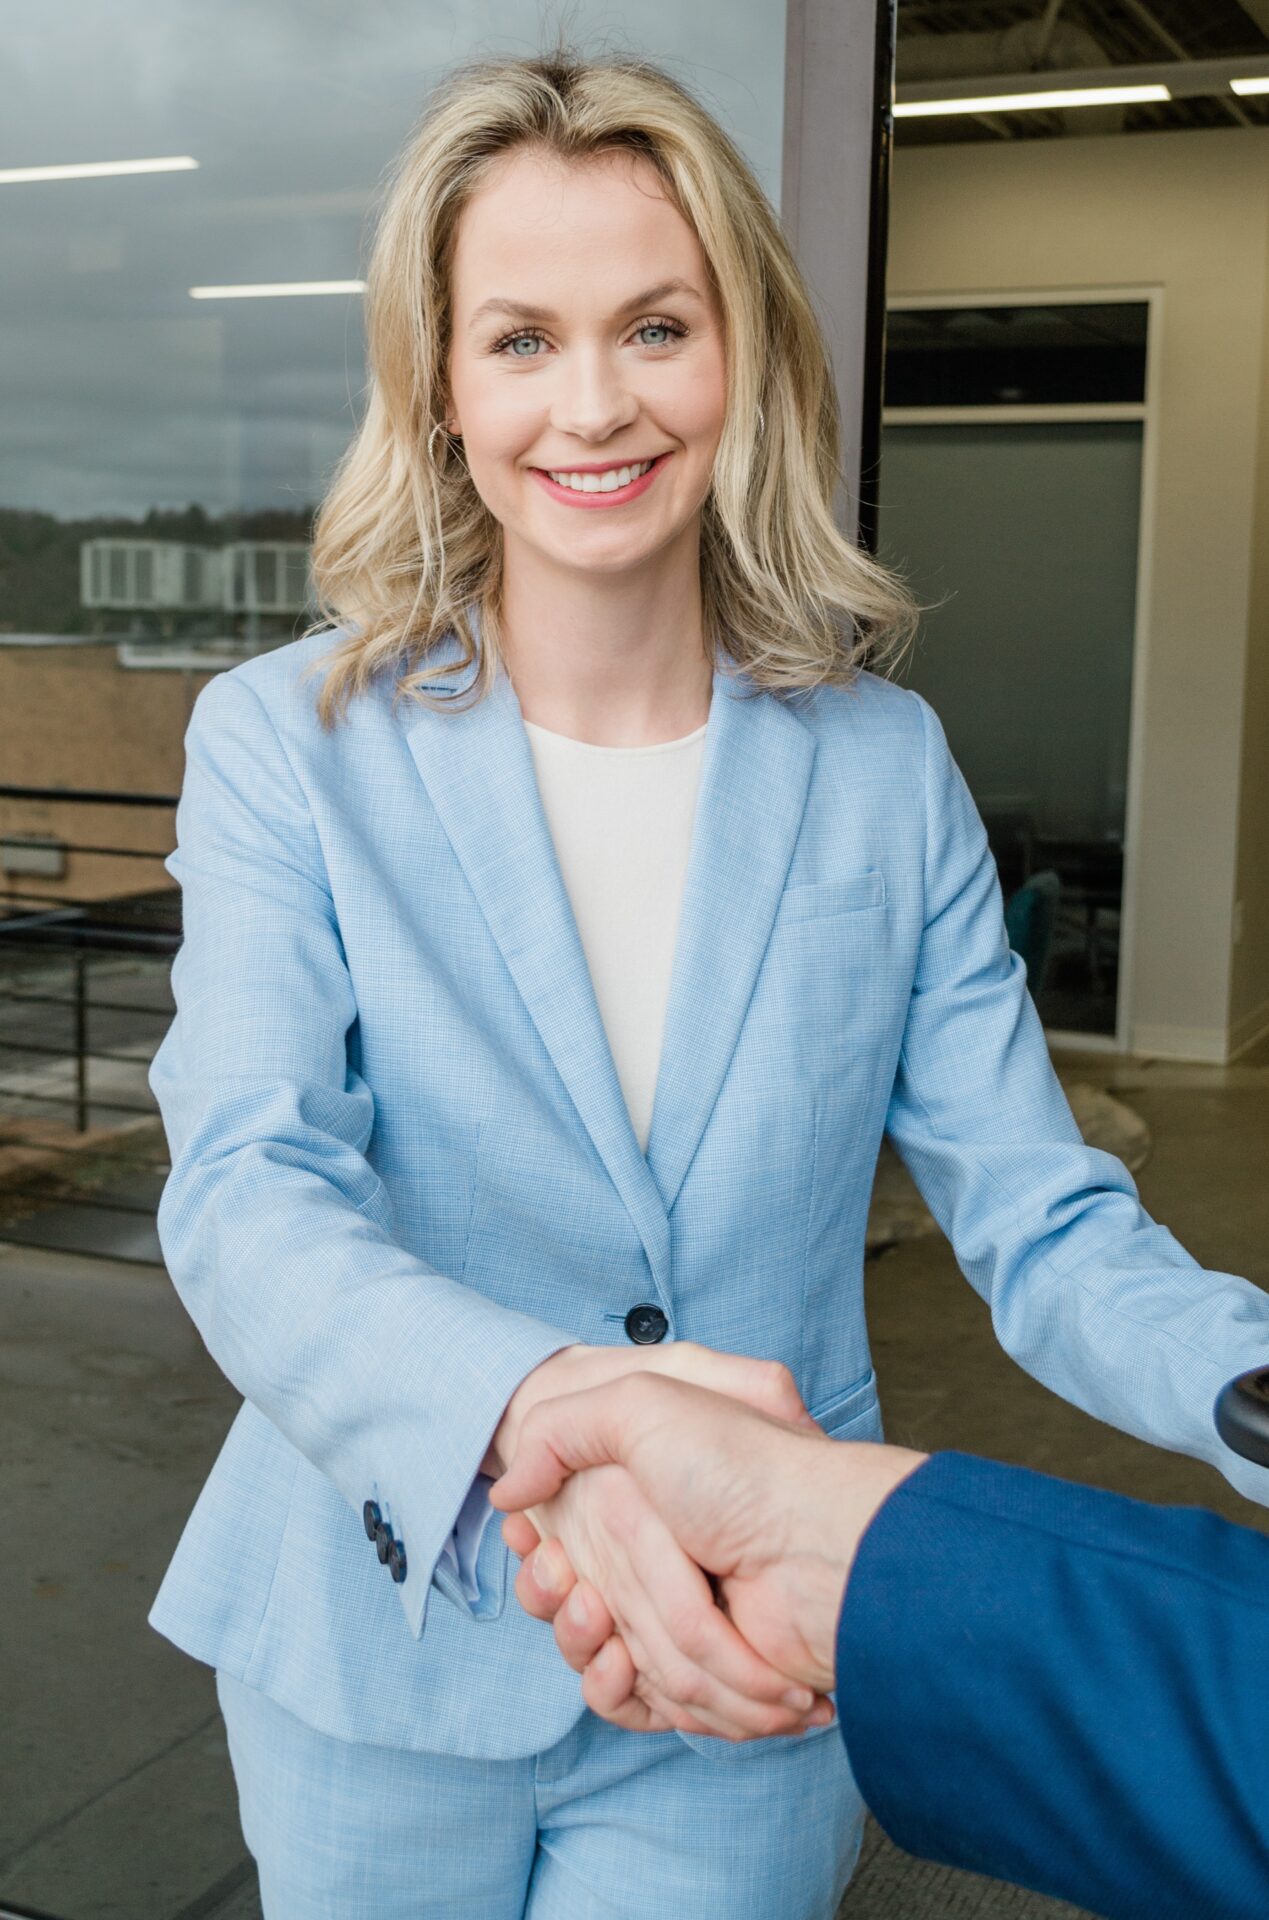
670, 357, 726, 454
451, 363, 538, 457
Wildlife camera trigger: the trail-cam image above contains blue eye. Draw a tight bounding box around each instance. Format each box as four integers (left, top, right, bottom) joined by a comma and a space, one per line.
491, 317, 688, 357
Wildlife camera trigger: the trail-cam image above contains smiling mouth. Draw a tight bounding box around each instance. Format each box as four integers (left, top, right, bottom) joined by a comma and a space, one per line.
527, 452, 672, 510
539, 458, 659, 494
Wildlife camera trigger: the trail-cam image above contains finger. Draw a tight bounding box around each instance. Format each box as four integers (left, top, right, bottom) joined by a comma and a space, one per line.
580, 1637, 717, 1737
653, 1344, 814, 1429
578, 1628, 637, 1710
604, 1509, 823, 1740
581, 1631, 832, 1743
512, 1539, 578, 1623
581, 1651, 678, 1734
489, 1386, 634, 1511
500, 1511, 541, 1559
553, 1578, 616, 1672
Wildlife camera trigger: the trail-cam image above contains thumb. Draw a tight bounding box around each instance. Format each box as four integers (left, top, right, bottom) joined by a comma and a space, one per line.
489, 1381, 638, 1512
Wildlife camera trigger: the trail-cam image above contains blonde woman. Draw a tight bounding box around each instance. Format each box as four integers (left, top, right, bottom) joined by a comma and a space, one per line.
147, 43, 1269, 1920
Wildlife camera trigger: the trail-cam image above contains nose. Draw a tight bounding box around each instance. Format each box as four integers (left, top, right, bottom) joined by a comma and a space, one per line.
548, 343, 639, 444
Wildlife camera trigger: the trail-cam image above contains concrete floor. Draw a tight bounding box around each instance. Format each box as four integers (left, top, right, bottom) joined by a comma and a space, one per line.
0, 1036, 1266, 1919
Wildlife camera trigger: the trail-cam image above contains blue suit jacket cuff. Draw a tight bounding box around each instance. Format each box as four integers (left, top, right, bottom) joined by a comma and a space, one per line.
833, 1449, 1269, 1919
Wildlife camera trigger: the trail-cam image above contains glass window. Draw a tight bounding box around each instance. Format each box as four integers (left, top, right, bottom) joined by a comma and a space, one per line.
0, 13, 788, 1917
884, 302, 1148, 407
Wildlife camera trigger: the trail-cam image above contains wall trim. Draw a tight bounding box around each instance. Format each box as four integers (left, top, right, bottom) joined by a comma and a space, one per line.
1130, 1022, 1231, 1064
1228, 994, 1269, 1062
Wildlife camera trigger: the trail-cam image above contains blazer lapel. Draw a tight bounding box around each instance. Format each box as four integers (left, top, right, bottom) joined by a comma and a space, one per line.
644, 667, 817, 1216
402, 647, 672, 1295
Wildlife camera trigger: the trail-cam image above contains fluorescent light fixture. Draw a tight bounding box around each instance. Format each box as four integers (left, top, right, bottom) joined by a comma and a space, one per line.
189, 279, 367, 299
1230, 76, 1269, 96
896, 84, 1171, 119
0, 155, 199, 185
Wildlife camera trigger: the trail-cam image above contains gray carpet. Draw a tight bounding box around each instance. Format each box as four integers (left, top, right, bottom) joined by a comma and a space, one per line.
837, 1818, 1099, 1918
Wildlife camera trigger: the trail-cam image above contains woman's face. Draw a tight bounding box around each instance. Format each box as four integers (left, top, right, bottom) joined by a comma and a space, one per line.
445, 145, 727, 582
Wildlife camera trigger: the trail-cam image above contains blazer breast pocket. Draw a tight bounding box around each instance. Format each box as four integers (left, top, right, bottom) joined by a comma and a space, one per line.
775, 869, 886, 926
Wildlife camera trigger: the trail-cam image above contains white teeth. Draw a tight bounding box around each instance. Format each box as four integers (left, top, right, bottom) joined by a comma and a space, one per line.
547, 459, 654, 493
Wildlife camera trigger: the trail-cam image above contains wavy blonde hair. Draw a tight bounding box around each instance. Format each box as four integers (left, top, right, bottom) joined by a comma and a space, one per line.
303, 40, 919, 726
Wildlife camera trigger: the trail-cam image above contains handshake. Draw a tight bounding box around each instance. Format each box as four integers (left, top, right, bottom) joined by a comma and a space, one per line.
485, 1342, 926, 1742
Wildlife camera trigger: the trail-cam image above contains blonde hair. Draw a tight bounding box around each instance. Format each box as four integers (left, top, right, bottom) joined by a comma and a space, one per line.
303, 40, 919, 726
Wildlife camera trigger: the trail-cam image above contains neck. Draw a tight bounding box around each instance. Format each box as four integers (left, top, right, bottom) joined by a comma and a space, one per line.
496, 534, 714, 748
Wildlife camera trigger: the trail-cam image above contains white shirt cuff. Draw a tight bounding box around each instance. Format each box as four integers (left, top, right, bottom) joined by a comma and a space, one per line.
438, 1471, 497, 1602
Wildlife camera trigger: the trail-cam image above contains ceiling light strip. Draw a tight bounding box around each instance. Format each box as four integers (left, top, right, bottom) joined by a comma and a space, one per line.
188, 280, 367, 300
0, 156, 199, 185
1230, 77, 1269, 96
895, 85, 1171, 120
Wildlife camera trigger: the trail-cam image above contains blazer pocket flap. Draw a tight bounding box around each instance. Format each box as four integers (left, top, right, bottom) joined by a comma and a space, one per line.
776, 870, 886, 925
811, 1369, 880, 1438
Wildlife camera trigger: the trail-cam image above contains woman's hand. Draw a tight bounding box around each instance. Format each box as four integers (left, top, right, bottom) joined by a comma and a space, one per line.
486, 1341, 826, 1740
485, 1339, 813, 1478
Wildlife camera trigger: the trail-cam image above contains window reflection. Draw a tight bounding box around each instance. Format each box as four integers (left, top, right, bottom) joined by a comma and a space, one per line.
0, 11, 786, 1916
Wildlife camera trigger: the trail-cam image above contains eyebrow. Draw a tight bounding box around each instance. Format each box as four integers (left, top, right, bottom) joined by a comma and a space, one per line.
467, 278, 706, 331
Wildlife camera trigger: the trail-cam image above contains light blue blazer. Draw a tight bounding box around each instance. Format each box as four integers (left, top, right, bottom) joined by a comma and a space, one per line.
148, 620, 1269, 1760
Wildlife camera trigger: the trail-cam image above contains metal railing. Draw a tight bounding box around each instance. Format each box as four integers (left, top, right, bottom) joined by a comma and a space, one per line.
0, 784, 180, 1258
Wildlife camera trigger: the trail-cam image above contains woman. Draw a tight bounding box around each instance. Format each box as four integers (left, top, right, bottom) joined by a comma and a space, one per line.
148, 43, 1269, 1920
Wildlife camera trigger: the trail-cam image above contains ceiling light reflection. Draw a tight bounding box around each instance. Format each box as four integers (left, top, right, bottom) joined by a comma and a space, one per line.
188, 280, 367, 299
0, 156, 199, 185
895, 85, 1171, 118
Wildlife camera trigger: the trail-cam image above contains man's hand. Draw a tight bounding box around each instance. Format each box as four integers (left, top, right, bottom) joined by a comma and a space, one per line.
487, 1344, 830, 1740
491, 1375, 927, 1731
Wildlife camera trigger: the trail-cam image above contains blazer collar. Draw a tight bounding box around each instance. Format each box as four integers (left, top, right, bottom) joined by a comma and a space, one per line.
401, 614, 816, 1283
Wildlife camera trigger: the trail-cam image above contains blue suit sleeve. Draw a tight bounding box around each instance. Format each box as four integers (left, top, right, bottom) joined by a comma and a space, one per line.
885, 692, 1269, 1503
149, 670, 573, 1639
836, 1451, 1269, 1920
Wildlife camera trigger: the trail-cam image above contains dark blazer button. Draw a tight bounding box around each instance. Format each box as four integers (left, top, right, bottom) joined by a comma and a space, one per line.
375, 1520, 393, 1563
363, 1499, 382, 1541
625, 1303, 668, 1345
388, 1538, 408, 1584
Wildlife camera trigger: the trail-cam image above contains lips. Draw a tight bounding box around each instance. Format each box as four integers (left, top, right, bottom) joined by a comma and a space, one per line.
529, 451, 671, 509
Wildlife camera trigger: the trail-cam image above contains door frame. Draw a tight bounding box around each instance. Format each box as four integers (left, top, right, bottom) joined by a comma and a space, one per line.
881, 285, 1165, 1054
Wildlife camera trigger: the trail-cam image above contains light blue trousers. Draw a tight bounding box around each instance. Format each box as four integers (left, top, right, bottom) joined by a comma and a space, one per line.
217, 1671, 864, 1918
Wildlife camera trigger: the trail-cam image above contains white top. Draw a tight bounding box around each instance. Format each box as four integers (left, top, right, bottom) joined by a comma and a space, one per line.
440, 709, 708, 1597
524, 715, 708, 1154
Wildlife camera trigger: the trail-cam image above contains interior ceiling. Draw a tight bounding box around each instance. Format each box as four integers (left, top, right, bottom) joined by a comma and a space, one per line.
895, 0, 1269, 142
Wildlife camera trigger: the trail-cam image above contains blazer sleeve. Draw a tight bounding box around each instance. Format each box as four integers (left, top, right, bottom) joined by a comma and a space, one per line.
835, 1450, 1269, 1920
149, 669, 573, 1638
884, 691, 1269, 1505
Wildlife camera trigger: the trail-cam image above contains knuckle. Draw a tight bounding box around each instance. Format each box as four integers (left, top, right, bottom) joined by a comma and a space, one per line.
668, 1605, 713, 1664
660, 1341, 698, 1379
662, 1660, 707, 1709
764, 1359, 801, 1408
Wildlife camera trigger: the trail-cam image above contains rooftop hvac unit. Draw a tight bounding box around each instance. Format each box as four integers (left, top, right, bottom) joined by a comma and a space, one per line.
223, 542, 312, 614
80, 539, 224, 611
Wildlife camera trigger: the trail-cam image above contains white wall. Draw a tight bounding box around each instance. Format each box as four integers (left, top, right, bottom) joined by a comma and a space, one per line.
888, 126, 1269, 1061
